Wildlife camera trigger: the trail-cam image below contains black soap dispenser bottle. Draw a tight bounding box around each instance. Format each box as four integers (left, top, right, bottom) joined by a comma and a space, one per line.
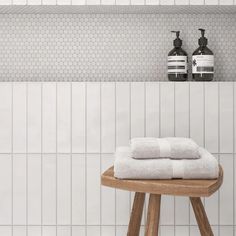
192, 29, 214, 81
168, 31, 188, 81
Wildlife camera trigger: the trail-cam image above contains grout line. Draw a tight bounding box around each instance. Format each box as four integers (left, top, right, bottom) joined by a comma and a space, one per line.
173, 82, 176, 236
100, 82, 102, 236
85, 82, 87, 236
26, 82, 28, 236
218, 82, 220, 236
70, 82, 72, 236
11, 82, 13, 236
233, 82, 235, 236
114, 82, 117, 236
55, 82, 58, 236
41, 82, 43, 236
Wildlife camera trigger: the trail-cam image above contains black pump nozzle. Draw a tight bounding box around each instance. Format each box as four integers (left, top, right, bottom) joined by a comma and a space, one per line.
198, 28, 208, 47
171, 31, 182, 48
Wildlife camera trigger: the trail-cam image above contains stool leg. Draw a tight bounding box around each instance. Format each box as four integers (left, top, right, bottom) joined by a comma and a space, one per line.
127, 192, 145, 236
190, 197, 214, 236
145, 194, 161, 236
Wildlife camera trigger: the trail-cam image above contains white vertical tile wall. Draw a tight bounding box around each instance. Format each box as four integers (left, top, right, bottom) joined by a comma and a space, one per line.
0, 82, 235, 236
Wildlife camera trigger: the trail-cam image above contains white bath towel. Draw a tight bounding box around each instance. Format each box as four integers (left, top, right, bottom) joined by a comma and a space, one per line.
114, 146, 219, 180
131, 137, 200, 159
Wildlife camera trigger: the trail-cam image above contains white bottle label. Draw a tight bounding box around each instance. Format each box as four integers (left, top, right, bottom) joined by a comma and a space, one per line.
168, 56, 187, 74
192, 55, 214, 74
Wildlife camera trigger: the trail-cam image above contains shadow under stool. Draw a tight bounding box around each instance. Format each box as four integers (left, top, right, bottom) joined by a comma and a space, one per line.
101, 166, 223, 236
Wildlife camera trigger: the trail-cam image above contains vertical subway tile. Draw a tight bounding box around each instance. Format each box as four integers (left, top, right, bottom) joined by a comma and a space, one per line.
42, 0, 56, 4
190, 82, 204, 147
160, 0, 174, 4
42, 154, 56, 225
13, 226, 27, 236
87, 226, 100, 236
205, 82, 219, 153
72, 154, 86, 225
57, 226, 71, 236
72, 0, 85, 4
145, 82, 159, 137
101, 226, 115, 236
175, 0, 189, 4
27, 83, 42, 153
13, 0, 26, 4
57, 0, 71, 4
72, 82, 86, 153
27, 154, 41, 225
0, 227, 12, 236
0, 155, 12, 225
219, 82, 233, 153
42, 226, 56, 236
57, 83, 71, 153
175, 226, 189, 236
220, 0, 234, 4
205, 0, 219, 4
101, 82, 115, 153
220, 154, 234, 225
0, 83, 12, 153
13, 83, 27, 153
86, 82, 101, 153
42, 83, 56, 153
57, 154, 71, 225
72, 226, 86, 236
101, 154, 115, 225
131, 82, 145, 138
160, 82, 175, 226
27, 226, 41, 236
27, 0, 42, 4
13, 154, 27, 225
87, 155, 100, 225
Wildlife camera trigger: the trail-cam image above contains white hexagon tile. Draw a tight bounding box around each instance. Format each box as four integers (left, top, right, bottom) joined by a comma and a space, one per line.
0, 13, 235, 81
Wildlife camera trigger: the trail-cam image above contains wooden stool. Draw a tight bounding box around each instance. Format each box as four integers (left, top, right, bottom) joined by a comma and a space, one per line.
101, 166, 223, 236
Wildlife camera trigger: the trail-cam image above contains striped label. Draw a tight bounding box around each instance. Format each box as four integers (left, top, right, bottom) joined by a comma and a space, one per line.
168, 56, 187, 74
192, 55, 214, 74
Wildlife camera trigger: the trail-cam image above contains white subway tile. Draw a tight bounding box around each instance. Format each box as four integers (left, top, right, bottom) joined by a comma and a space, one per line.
42, 226, 56, 236
57, 154, 71, 225
131, 0, 144, 5
0, 83, 12, 153
205, 0, 219, 4
86, 83, 101, 153
160, 82, 175, 137
101, 0, 114, 4
87, 226, 100, 236
13, 155, 27, 225
72, 82, 86, 153
13, 83, 27, 153
0, 155, 12, 225
175, 197, 189, 225
87, 155, 100, 225
175, 82, 189, 137
72, 226, 85, 236
28, 226, 41, 236
101, 83, 115, 153
116, 82, 130, 146
175, 226, 189, 236
28, 83, 42, 153
145, 0, 159, 6
219, 82, 233, 153
13, 226, 27, 236
115, 0, 130, 5
205, 83, 219, 153
131, 82, 145, 138
57, 226, 71, 236
0, 0, 12, 5
101, 226, 115, 236
175, 0, 189, 4
220, 154, 234, 225
160, 0, 174, 4
101, 154, 115, 225
27, 154, 41, 225
72, 154, 86, 225
190, 82, 204, 147
42, 0, 56, 4
116, 226, 128, 235
190, 226, 200, 236
42, 154, 56, 225
160, 226, 174, 236
13, 0, 26, 4
27, 0, 41, 4
42, 83, 56, 153
220, 0, 233, 4
72, 0, 85, 4
57, 83, 71, 153
190, 0, 204, 4
145, 82, 159, 137
57, 0, 71, 4
0, 226, 12, 236
220, 226, 234, 236
86, 0, 100, 5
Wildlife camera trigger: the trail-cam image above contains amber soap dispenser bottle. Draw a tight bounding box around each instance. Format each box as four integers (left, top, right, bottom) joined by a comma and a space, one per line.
168, 31, 188, 81
192, 29, 214, 81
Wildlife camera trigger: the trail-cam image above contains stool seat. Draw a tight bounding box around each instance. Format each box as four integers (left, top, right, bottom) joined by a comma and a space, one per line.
101, 165, 223, 236
101, 165, 223, 197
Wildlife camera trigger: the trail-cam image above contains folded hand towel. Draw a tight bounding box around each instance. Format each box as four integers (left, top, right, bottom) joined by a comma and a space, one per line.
131, 137, 200, 159
114, 146, 219, 180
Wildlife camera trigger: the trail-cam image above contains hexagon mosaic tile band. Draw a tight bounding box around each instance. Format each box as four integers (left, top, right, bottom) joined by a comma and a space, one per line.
0, 14, 235, 82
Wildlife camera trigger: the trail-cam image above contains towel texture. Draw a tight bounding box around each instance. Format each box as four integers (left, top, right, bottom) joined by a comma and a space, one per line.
131, 137, 200, 159
114, 146, 219, 180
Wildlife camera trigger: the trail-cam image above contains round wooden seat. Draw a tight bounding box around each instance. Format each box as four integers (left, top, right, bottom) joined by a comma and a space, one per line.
101, 165, 223, 236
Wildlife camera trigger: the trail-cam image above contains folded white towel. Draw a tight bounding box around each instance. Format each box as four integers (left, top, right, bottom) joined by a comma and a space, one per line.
131, 137, 200, 159
114, 146, 219, 180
